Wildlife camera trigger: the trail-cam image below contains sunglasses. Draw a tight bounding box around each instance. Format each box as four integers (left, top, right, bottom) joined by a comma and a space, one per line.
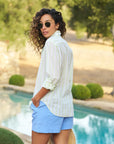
38, 22, 51, 29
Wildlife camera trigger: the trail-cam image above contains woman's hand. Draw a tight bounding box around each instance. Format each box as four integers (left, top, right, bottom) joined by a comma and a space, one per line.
32, 96, 40, 107
31, 87, 50, 107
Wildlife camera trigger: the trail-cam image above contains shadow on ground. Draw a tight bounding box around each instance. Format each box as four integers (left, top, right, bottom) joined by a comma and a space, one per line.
74, 68, 114, 87
19, 63, 114, 87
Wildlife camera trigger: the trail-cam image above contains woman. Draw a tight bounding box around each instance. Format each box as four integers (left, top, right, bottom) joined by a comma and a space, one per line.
29, 8, 74, 144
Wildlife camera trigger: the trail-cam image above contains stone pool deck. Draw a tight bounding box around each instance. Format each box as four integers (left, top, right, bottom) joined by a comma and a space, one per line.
0, 83, 114, 144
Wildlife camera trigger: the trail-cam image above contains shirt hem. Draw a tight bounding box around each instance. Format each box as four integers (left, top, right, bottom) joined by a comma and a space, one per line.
40, 100, 74, 117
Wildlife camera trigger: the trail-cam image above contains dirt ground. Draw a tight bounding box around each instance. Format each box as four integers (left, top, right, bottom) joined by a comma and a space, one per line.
18, 32, 114, 102
19, 42, 114, 86
1, 30, 114, 102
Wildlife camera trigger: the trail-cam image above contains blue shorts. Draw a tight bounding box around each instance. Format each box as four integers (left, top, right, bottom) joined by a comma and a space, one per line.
31, 101, 73, 133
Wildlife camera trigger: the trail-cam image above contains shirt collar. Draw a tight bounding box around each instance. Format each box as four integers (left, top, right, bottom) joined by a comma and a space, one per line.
48, 30, 61, 39
42, 30, 61, 51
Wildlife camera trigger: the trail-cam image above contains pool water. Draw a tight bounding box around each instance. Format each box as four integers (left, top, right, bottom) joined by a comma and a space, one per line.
73, 105, 114, 144
0, 89, 114, 144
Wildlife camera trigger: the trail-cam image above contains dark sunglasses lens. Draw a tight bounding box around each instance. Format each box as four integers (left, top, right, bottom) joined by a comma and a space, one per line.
38, 23, 43, 29
37, 22, 50, 29
45, 22, 50, 27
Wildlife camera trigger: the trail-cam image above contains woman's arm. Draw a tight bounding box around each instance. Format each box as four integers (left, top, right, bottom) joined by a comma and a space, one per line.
32, 87, 50, 107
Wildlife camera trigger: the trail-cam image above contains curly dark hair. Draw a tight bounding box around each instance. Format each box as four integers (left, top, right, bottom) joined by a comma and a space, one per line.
29, 8, 66, 53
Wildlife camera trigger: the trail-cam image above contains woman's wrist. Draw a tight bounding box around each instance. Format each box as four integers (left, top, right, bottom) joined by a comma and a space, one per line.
34, 93, 41, 102
32, 87, 50, 104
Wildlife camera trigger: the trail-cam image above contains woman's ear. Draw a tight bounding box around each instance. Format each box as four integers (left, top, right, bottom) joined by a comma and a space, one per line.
56, 23, 59, 30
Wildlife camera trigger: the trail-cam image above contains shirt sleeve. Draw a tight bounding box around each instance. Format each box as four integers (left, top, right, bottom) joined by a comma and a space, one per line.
42, 40, 62, 91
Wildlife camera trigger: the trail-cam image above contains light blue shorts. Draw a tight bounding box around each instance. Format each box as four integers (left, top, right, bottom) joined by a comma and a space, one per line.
31, 101, 73, 133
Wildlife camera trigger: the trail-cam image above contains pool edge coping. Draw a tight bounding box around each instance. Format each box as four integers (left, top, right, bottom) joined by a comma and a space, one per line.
1, 84, 114, 113
0, 84, 33, 94
73, 99, 114, 114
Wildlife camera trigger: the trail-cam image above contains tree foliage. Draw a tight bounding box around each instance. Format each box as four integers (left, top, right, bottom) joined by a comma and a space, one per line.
68, 0, 114, 39
0, 0, 114, 50
0, 0, 43, 50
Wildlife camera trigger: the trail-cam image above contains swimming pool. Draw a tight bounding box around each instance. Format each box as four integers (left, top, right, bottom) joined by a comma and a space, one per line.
0, 89, 114, 144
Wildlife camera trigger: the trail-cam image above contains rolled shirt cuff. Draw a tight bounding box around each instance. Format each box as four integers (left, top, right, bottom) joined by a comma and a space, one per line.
42, 78, 56, 91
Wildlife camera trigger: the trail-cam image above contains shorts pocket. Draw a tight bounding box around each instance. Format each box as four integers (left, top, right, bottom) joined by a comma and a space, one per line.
31, 102, 40, 110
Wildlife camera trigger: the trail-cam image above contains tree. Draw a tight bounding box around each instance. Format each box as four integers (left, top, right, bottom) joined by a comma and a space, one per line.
67, 0, 114, 40
0, 0, 42, 50
0, 0, 114, 51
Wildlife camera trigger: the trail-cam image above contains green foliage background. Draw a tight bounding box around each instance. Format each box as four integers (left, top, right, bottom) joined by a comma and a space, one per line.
0, 0, 114, 50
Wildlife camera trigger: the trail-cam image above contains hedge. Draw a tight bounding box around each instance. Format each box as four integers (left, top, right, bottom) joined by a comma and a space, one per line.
72, 84, 91, 100
0, 128, 24, 144
86, 83, 104, 98
9, 74, 25, 86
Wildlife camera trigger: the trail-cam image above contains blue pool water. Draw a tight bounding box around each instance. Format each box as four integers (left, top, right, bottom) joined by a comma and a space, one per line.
0, 89, 114, 144
73, 104, 114, 144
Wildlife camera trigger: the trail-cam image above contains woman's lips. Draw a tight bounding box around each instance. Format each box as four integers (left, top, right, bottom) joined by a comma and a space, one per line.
43, 31, 48, 35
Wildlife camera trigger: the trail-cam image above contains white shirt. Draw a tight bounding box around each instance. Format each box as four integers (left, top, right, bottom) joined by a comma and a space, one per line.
33, 30, 74, 117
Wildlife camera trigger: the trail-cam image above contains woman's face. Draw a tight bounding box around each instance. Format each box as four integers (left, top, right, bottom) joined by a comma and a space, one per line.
39, 14, 59, 39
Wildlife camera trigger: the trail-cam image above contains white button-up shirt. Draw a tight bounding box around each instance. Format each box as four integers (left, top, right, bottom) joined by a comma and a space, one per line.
33, 30, 74, 117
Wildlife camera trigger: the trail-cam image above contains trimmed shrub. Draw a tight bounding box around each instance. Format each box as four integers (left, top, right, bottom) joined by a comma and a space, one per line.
72, 84, 77, 99
86, 83, 104, 98
72, 84, 91, 100
9, 74, 25, 86
0, 128, 24, 144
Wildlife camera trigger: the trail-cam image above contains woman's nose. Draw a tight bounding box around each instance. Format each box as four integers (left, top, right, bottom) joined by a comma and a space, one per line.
42, 24, 46, 29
